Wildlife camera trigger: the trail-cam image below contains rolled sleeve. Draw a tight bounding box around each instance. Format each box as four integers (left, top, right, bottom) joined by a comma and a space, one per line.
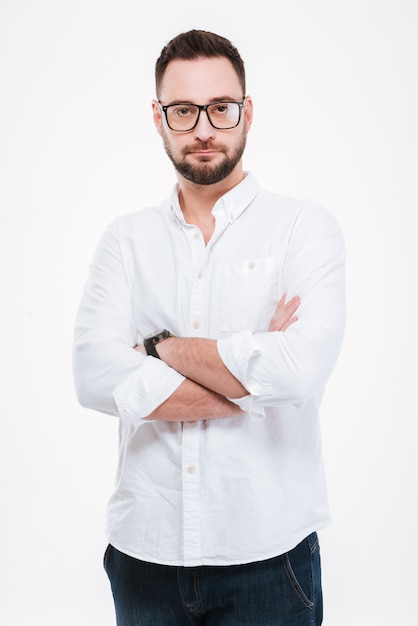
113, 357, 185, 426
217, 331, 270, 421
73, 219, 185, 425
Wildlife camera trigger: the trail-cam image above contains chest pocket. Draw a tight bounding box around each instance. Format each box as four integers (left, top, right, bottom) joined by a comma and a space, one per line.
220, 256, 282, 333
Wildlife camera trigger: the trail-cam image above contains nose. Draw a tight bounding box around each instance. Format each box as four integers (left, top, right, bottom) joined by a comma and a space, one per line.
193, 109, 215, 142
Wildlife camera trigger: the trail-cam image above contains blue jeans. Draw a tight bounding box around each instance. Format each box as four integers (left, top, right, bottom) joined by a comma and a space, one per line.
104, 533, 323, 625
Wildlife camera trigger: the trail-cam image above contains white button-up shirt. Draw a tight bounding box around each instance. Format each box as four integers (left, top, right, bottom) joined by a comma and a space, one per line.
73, 173, 345, 566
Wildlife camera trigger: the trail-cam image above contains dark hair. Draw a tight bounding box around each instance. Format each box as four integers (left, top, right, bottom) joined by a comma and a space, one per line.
155, 30, 246, 97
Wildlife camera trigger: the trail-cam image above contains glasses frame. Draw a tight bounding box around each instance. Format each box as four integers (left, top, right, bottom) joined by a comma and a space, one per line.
158, 99, 246, 132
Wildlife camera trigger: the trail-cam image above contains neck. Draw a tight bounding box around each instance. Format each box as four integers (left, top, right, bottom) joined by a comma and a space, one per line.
177, 167, 245, 241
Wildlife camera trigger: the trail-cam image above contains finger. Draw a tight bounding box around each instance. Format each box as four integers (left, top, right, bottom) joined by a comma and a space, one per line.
284, 295, 300, 313
269, 294, 300, 331
285, 295, 300, 306
277, 292, 286, 307
281, 315, 298, 331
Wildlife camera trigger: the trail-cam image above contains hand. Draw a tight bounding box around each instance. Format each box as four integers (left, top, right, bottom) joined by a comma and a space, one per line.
268, 293, 300, 332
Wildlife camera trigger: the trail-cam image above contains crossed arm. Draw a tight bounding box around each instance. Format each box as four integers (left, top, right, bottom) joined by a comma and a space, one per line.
135, 294, 300, 422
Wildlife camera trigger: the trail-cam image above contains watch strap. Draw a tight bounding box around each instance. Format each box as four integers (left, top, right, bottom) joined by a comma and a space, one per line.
143, 329, 175, 358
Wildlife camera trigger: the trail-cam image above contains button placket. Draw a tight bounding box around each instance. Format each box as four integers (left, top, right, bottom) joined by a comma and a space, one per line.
181, 422, 201, 561
187, 228, 207, 337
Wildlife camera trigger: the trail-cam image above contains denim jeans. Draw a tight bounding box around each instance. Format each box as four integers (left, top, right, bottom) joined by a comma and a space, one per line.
104, 533, 323, 625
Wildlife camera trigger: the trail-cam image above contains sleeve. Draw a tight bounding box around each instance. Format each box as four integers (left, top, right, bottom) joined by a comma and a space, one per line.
72, 220, 185, 426
217, 205, 346, 420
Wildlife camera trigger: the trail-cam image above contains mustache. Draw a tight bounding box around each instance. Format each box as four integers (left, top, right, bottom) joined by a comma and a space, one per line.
182, 142, 227, 155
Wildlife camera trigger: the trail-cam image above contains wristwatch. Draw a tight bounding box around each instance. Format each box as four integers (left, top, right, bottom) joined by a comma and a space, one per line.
143, 329, 175, 358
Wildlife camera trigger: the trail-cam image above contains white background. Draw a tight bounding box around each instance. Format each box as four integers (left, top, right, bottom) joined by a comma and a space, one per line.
1, 1, 417, 624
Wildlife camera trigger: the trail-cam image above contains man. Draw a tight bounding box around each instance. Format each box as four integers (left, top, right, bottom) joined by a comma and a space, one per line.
73, 29, 345, 626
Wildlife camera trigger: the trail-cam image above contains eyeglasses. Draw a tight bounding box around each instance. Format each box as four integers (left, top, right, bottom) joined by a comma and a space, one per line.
159, 99, 246, 132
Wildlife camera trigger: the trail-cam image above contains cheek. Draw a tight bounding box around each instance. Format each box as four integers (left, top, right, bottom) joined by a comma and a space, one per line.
171, 130, 192, 152
161, 129, 181, 157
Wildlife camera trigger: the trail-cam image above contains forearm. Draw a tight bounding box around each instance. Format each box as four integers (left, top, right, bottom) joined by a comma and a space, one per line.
156, 337, 249, 399
145, 294, 300, 402
145, 377, 243, 421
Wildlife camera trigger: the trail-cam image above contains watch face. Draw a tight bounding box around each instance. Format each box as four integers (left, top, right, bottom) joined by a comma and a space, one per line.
144, 329, 170, 345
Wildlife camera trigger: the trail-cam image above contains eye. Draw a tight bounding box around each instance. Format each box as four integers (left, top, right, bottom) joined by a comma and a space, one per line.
172, 105, 195, 118
211, 103, 229, 115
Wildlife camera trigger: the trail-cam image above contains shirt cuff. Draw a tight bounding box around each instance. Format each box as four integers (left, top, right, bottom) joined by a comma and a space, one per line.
217, 331, 272, 421
113, 356, 185, 427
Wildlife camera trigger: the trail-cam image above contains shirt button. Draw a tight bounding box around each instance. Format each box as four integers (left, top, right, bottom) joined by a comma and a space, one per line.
197, 272, 203, 280
193, 232, 200, 239
186, 466, 195, 474
193, 321, 200, 329
248, 261, 256, 270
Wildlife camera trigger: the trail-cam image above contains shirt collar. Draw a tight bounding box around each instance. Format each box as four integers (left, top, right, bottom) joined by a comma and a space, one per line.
169, 172, 260, 226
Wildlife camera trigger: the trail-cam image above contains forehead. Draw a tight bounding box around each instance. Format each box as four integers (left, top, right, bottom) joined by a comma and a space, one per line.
159, 57, 242, 103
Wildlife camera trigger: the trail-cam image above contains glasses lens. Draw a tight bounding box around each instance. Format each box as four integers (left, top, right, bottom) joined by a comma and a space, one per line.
166, 105, 199, 131
207, 102, 240, 129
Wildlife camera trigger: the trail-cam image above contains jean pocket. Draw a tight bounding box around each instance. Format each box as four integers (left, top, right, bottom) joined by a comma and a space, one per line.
103, 543, 112, 572
282, 533, 320, 609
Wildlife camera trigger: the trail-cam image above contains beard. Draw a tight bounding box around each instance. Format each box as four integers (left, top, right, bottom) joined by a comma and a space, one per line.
162, 132, 247, 186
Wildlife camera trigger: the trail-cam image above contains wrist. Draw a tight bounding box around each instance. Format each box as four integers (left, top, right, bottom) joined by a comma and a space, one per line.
143, 329, 175, 359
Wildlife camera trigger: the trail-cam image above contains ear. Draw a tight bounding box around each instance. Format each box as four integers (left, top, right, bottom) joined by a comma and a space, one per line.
243, 95, 254, 131
152, 99, 163, 136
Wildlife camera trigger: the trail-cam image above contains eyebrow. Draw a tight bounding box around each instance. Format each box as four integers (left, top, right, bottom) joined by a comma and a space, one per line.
163, 96, 244, 106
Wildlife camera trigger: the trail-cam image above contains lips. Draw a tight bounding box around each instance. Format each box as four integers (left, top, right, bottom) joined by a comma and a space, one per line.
185, 145, 225, 157
190, 150, 217, 155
